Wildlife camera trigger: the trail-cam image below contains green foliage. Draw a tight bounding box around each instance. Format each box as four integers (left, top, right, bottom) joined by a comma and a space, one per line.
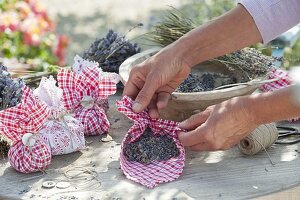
0, 0, 17, 10
0, 32, 57, 66
0, 0, 68, 73
283, 39, 300, 68
179, 0, 235, 24
178, 0, 300, 68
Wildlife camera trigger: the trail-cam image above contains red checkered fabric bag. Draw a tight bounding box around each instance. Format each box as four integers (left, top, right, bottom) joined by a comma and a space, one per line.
72, 55, 109, 113
57, 67, 119, 136
0, 86, 51, 173
116, 96, 185, 188
259, 68, 298, 121
259, 68, 293, 92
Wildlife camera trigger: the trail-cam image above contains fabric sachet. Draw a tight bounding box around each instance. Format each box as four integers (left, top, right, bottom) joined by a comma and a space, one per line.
57, 65, 119, 136
260, 68, 292, 92
260, 68, 298, 121
72, 55, 110, 112
0, 86, 51, 173
116, 96, 185, 188
34, 76, 85, 155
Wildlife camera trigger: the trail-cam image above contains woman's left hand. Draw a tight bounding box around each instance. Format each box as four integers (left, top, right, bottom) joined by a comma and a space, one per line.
178, 96, 259, 151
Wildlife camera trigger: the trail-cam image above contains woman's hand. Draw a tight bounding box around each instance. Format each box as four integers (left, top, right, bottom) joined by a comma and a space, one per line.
178, 96, 258, 151
122, 4, 262, 119
123, 45, 191, 118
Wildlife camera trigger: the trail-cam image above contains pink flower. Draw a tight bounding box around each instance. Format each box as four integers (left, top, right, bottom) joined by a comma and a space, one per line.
0, 11, 19, 32
53, 35, 69, 66
27, 0, 45, 14
15, 1, 32, 20
20, 15, 40, 45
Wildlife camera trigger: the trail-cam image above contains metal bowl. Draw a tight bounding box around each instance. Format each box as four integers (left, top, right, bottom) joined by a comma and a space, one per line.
119, 48, 266, 121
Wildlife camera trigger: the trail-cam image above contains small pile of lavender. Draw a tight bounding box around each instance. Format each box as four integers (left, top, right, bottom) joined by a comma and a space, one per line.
176, 72, 237, 92
82, 29, 141, 74
124, 127, 179, 164
0, 136, 10, 158
0, 64, 24, 157
0, 65, 24, 110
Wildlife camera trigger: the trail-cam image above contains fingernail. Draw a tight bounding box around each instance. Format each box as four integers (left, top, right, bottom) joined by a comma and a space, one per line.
132, 102, 142, 112
178, 121, 186, 128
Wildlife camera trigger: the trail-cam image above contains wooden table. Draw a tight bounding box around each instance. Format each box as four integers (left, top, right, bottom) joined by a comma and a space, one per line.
0, 94, 299, 200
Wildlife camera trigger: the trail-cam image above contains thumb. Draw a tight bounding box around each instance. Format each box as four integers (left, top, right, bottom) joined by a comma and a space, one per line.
179, 109, 210, 130
133, 75, 158, 113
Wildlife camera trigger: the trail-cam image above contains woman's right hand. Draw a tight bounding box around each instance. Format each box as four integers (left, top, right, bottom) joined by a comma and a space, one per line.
123, 44, 191, 118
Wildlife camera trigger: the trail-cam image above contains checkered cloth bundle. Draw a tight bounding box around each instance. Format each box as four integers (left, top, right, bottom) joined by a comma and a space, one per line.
260, 68, 298, 121
72, 55, 109, 113
34, 76, 85, 155
57, 66, 119, 136
116, 96, 185, 188
260, 68, 293, 92
0, 86, 51, 173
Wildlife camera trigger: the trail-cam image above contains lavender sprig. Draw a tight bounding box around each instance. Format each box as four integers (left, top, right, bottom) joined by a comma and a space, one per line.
0, 64, 24, 110
82, 29, 141, 74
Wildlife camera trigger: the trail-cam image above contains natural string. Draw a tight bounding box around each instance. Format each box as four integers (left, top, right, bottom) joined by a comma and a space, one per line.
44, 167, 101, 198
63, 166, 101, 188
238, 123, 278, 165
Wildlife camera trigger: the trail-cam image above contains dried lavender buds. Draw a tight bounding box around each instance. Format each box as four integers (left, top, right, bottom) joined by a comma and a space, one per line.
0, 136, 10, 158
83, 29, 140, 74
176, 72, 237, 93
0, 65, 24, 110
175, 48, 275, 93
124, 127, 179, 164
215, 48, 275, 78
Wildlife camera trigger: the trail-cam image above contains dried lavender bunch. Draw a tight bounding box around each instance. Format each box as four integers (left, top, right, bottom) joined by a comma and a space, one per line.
145, 8, 195, 47
213, 48, 276, 79
176, 72, 237, 93
146, 8, 276, 79
83, 29, 141, 74
124, 127, 179, 164
0, 64, 24, 110
0, 136, 10, 158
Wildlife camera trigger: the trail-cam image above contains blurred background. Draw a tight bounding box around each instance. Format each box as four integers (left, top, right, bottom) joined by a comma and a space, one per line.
1, 0, 299, 76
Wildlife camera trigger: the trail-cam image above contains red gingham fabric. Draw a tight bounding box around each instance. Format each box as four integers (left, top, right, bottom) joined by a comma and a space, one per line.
259, 68, 298, 121
259, 68, 292, 92
57, 67, 119, 136
8, 137, 51, 173
116, 96, 185, 188
0, 86, 51, 173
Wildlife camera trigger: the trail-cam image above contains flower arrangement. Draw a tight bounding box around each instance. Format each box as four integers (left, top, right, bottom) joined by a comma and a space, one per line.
0, 0, 68, 70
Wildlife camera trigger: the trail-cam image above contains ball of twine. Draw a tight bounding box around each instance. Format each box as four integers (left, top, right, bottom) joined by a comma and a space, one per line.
238, 123, 278, 156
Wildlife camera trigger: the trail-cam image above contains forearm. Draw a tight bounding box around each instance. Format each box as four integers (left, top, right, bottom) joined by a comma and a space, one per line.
172, 4, 262, 68
247, 86, 300, 125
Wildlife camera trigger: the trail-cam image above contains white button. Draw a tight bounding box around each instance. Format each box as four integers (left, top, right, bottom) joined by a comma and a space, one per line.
42, 181, 56, 189
56, 181, 71, 189
22, 133, 36, 147
81, 96, 94, 109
